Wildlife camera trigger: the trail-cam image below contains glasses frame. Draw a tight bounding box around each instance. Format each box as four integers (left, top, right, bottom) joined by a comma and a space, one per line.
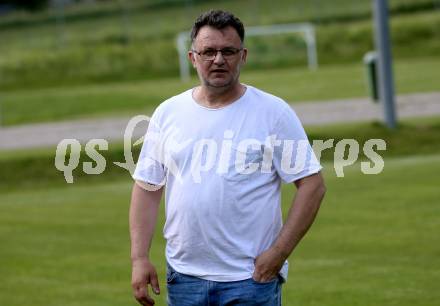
191, 47, 243, 61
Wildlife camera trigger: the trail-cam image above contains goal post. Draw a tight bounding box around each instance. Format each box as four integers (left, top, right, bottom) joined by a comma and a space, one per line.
176, 23, 318, 82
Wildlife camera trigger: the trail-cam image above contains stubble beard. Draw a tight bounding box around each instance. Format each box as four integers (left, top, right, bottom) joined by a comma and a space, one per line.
202, 71, 241, 93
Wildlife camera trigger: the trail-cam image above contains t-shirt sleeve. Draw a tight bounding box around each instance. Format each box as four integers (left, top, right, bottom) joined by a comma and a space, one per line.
271, 104, 322, 183
132, 110, 167, 186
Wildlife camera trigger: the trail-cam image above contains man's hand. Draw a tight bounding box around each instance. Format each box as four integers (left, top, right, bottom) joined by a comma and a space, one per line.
131, 257, 160, 306
252, 247, 285, 283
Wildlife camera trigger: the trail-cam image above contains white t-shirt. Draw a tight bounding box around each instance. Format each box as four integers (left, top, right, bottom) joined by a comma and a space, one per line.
133, 85, 322, 282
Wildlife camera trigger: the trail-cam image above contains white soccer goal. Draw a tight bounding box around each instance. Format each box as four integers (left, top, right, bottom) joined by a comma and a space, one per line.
176, 23, 318, 81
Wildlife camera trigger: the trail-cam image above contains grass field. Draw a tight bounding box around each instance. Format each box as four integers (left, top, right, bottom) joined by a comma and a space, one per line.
1, 0, 439, 90
0, 152, 438, 306
2, 56, 439, 126
2, 116, 440, 193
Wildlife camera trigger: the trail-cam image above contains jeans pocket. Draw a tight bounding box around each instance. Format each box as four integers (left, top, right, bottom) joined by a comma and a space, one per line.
248, 276, 281, 305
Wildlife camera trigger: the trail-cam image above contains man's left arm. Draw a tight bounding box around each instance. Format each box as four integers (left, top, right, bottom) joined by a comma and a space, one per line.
253, 172, 326, 282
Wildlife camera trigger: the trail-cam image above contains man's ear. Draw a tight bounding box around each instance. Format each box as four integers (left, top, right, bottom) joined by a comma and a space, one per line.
188, 51, 196, 68
241, 48, 248, 64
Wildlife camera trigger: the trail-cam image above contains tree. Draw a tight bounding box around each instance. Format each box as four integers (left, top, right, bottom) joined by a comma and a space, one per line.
0, 0, 49, 11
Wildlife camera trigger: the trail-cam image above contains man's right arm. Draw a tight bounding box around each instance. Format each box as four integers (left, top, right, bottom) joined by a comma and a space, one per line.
130, 182, 163, 306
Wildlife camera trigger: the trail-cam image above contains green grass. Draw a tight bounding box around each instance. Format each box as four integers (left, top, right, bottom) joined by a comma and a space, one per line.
0, 1, 439, 89
285, 154, 440, 305
1, 116, 440, 194
0, 77, 192, 125
2, 57, 439, 126
306, 116, 440, 160
0, 152, 438, 306
1, 0, 432, 29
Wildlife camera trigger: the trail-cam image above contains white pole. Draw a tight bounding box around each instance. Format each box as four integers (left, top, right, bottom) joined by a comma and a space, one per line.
176, 33, 190, 82
306, 27, 318, 70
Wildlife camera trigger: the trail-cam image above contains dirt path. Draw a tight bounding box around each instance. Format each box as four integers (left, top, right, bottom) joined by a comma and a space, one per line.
1, 92, 439, 150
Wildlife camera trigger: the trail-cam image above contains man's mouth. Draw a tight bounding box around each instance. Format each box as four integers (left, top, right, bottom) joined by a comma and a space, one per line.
211, 69, 228, 73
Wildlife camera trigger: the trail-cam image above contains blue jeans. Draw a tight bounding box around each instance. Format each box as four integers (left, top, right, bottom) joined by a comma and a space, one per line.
166, 264, 282, 306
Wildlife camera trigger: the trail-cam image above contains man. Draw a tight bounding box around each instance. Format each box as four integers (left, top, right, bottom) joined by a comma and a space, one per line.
130, 10, 326, 306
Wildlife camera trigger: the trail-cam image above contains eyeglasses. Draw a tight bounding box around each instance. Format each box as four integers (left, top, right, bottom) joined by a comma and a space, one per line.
192, 47, 243, 61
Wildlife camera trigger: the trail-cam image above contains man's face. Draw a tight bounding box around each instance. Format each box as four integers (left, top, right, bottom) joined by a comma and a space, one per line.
189, 26, 247, 89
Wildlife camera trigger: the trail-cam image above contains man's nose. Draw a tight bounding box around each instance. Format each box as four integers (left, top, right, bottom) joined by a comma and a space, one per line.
213, 51, 226, 64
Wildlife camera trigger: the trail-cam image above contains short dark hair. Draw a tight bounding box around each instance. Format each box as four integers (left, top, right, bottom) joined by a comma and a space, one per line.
190, 10, 245, 44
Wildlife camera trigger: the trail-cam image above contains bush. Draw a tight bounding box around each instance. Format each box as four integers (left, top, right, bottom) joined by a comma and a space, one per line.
0, 0, 49, 11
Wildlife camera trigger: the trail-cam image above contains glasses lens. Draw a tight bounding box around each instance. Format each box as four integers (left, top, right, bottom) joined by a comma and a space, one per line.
197, 48, 241, 61
221, 48, 237, 57
201, 49, 217, 60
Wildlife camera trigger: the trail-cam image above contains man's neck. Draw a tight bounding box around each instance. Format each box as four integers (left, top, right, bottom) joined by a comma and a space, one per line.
193, 83, 246, 109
